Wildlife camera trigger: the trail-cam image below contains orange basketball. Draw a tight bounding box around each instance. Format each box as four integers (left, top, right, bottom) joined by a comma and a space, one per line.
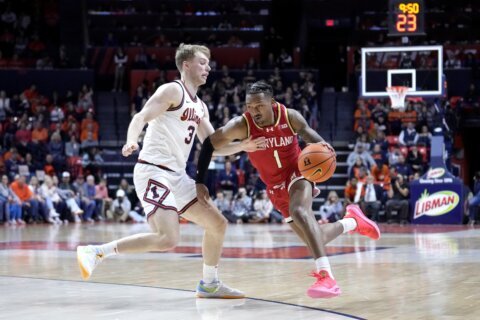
298, 144, 336, 183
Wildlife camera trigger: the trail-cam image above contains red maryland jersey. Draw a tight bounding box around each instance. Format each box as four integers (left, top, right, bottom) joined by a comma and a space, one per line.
242, 102, 301, 187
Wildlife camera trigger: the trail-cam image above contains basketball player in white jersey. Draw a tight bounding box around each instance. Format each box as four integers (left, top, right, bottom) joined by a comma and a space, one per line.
77, 44, 265, 298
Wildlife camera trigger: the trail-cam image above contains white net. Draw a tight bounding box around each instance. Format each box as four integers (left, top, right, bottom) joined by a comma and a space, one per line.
386, 86, 409, 109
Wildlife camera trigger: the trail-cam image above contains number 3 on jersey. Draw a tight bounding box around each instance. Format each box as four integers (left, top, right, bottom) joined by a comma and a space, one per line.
185, 126, 195, 144
273, 149, 282, 168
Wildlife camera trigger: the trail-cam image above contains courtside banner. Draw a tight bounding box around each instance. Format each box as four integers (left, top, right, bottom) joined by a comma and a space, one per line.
410, 180, 463, 224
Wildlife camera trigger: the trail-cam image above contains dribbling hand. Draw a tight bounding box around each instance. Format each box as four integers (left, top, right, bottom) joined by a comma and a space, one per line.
122, 142, 139, 157
196, 183, 211, 208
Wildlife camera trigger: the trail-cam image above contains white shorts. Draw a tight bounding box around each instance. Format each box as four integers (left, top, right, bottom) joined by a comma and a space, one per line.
133, 163, 198, 219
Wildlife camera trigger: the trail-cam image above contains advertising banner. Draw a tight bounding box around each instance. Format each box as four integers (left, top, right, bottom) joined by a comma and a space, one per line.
409, 136, 464, 224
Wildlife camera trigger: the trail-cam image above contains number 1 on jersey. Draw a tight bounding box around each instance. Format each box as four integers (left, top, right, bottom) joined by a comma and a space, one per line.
273, 150, 282, 168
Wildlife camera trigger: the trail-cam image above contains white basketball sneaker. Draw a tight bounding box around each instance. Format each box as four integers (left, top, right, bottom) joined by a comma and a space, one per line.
196, 280, 245, 299
77, 245, 104, 280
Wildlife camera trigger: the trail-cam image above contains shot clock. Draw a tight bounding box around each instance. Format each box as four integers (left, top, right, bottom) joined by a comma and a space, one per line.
388, 0, 425, 36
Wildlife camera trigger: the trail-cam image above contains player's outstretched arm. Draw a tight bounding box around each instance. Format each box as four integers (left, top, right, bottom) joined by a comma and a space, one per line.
122, 83, 182, 157
288, 108, 335, 154
197, 108, 265, 156
195, 116, 250, 206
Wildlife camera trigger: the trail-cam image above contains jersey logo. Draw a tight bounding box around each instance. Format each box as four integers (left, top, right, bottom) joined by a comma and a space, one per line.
143, 180, 171, 207
280, 124, 289, 129
266, 127, 274, 132
181, 107, 201, 124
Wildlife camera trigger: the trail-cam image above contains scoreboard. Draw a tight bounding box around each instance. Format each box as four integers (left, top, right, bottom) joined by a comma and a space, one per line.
388, 0, 425, 36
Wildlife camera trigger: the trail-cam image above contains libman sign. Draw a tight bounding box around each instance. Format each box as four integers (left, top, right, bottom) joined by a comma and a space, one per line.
414, 190, 460, 220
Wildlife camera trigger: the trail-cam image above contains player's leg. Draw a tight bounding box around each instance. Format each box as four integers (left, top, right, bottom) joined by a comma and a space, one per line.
182, 201, 244, 299
77, 207, 180, 280
288, 179, 341, 298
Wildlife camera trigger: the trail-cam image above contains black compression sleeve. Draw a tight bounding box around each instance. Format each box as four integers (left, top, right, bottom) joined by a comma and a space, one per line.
195, 136, 215, 184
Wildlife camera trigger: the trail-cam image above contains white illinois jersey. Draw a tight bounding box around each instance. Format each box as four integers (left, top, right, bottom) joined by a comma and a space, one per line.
138, 80, 206, 171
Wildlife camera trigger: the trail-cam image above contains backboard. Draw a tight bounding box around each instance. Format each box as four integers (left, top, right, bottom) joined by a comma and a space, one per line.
360, 45, 444, 97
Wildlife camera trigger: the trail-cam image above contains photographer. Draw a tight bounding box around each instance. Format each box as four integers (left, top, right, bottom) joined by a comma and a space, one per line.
385, 174, 410, 224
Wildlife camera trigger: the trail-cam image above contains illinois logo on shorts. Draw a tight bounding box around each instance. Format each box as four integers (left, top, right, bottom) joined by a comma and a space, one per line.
143, 179, 176, 211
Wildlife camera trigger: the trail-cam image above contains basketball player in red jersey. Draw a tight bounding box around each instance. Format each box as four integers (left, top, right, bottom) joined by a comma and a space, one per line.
196, 81, 381, 299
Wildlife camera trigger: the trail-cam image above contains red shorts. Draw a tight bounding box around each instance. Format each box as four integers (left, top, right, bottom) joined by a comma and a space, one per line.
266, 167, 306, 220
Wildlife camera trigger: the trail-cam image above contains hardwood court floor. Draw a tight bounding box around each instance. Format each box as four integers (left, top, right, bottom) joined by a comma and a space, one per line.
1, 222, 479, 320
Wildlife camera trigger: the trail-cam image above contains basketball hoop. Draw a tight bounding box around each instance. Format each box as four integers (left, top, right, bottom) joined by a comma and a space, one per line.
386, 86, 409, 109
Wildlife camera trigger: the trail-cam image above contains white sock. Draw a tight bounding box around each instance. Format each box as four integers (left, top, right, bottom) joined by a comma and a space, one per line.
339, 218, 357, 233
97, 241, 118, 258
203, 264, 218, 284
315, 256, 334, 279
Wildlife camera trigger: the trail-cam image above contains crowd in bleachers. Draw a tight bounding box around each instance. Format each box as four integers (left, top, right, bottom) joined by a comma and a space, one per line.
0, 83, 146, 225
342, 97, 462, 224
0, 1, 88, 70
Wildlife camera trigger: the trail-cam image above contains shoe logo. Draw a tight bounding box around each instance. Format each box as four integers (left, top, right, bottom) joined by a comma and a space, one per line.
96, 253, 104, 259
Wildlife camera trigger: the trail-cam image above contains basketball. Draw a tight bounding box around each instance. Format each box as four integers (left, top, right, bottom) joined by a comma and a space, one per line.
298, 144, 336, 183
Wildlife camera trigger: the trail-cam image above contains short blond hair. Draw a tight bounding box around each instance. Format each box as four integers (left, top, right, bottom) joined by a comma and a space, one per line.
175, 43, 210, 71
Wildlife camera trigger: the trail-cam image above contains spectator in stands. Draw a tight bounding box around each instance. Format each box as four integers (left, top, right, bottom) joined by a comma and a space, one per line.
0, 90, 11, 121
393, 155, 411, 177
46, 175, 80, 222
29, 176, 57, 223
39, 175, 66, 223
48, 132, 65, 168
81, 147, 103, 178
407, 146, 425, 174
278, 48, 293, 68
78, 85, 94, 112
110, 189, 145, 223
358, 175, 383, 221
118, 178, 136, 206
417, 125, 432, 147
23, 153, 37, 176
15, 122, 32, 153
0, 174, 23, 225
444, 54, 461, 69
95, 177, 111, 220
355, 133, 371, 151
31, 121, 48, 143
81, 131, 98, 149
346, 144, 375, 175
398, 122, 418, 146
318, 191, 343, 224
354, 100, 372, 131
5, 148, 23, 180
385, 174, 410, 224
232, 187, 253, 223
350, 157, 369, 180
213, 191, 235, 223
58, 171, 83, 222
218, 160, 238, 196
252, 190, 280, 223
113, 47, 127, 92
80, 175, 97, 222
344, 177, 358, 205
468, 171, 480, 225
371, 143, 388, 166
65, 135, 81, 157
10, 174, 40, 223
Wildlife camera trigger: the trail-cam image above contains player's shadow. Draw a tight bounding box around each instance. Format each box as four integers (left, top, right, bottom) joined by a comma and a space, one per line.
195, 298, 246, 320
